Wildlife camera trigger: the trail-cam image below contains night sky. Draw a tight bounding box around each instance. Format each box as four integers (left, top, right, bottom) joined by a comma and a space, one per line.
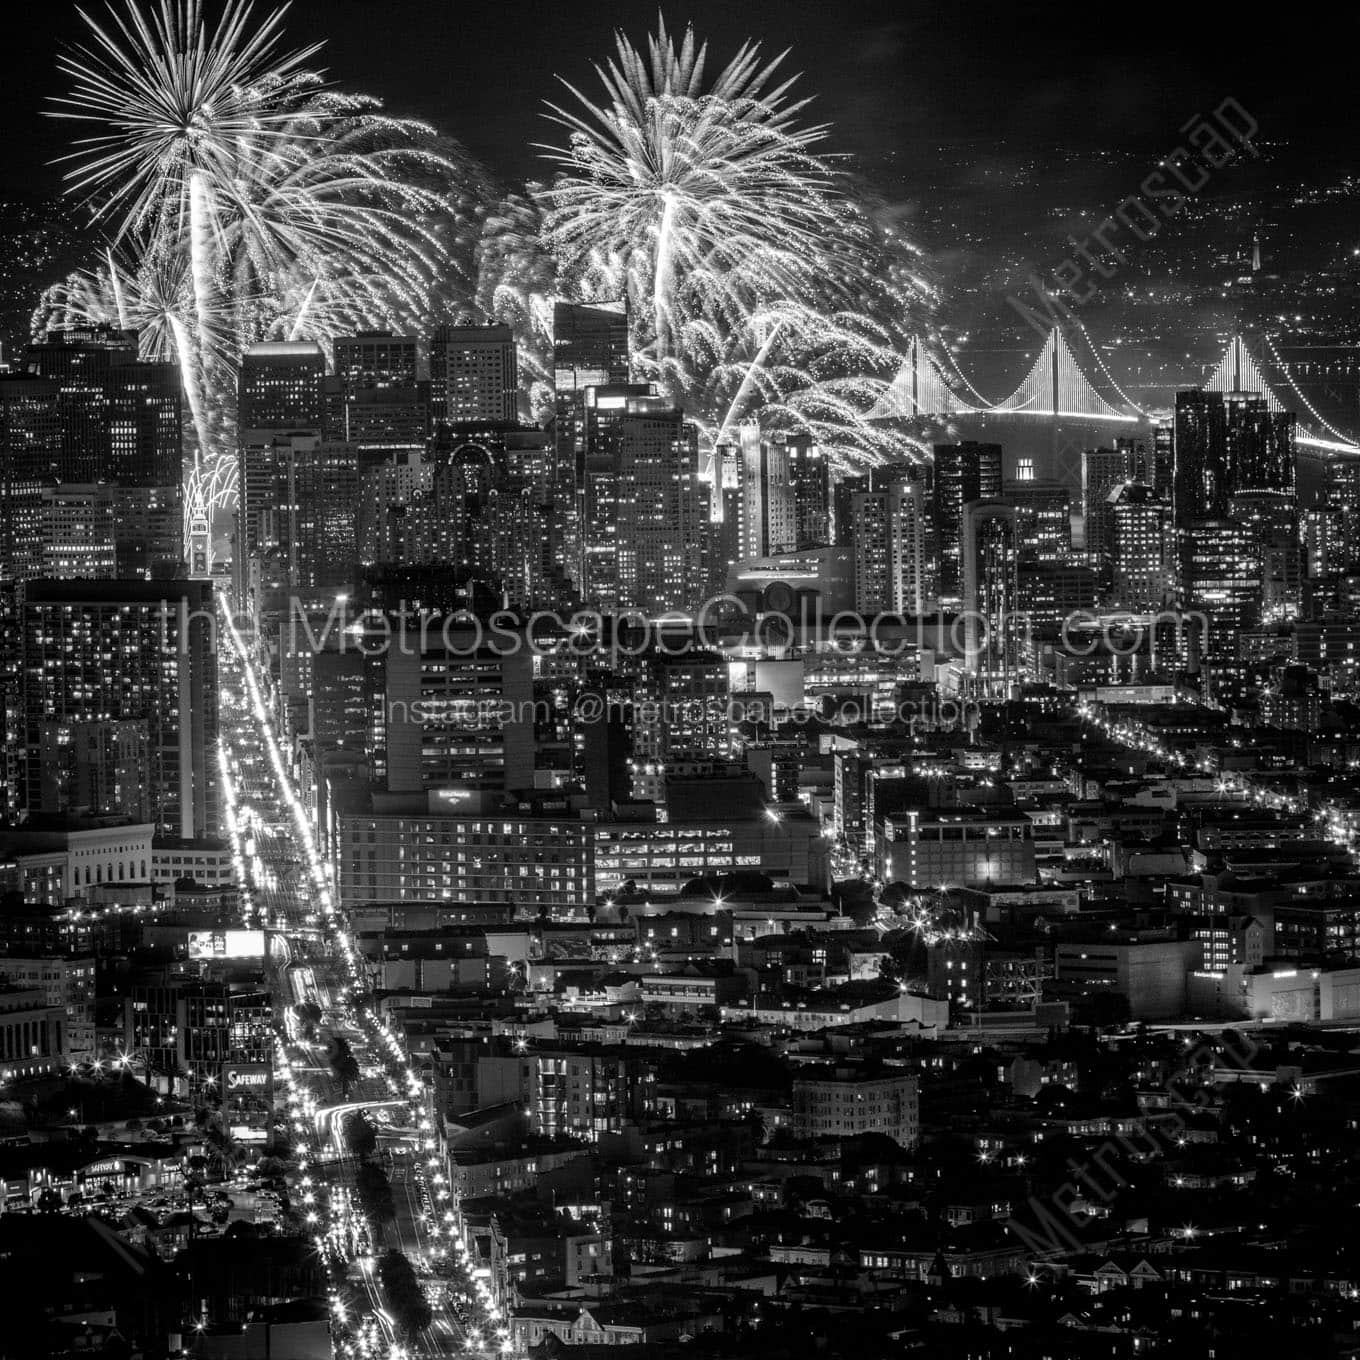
3, 0, 1357, 202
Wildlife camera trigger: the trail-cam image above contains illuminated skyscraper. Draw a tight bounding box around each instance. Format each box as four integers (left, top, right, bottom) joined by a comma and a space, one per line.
40, 484, 116, 579
933, 442, 1001, 601
1109, 483, 1172, 611
552, 304, 632, 596
851, 475, 930, 616
1224, 391, 1296, 497
1082, 441, 1146, 562
0, 373, 62, 583
609, 405, 707, 614
19, 329, 183, 580
1174, 388, 1295, 525
334, 331, 418, 389
553, 301, 630, 391
432, 322, 518, 425
1230, 489, 1301, 623
1179, 518, 1260, 666
1006, 478, 1071, 566
962, 500, 1019, 696
238, 341, 327, 593
784, 437, 831, 549
239, 340, 325, 431
23, 325, 137, 483
734, 428, 797, 560
326, 330, 426, 449
23, 578, 219, 838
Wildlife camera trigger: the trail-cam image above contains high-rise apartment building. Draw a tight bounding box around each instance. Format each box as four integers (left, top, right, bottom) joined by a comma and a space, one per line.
851, 475, 930, 616
22, 579, 219, 838
609, 405, 707, 614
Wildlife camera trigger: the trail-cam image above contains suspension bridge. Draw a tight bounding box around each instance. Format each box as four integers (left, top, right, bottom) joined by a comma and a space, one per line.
870, 328, 1360, 455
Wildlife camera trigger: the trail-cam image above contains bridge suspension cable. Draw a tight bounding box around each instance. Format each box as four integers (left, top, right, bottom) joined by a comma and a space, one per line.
1206, 333, 1360, 454
868, 335, 980, 420
986, 327, 1140, 422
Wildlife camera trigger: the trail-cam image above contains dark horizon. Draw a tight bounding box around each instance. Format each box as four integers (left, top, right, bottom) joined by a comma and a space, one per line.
6, 0, 1358, 201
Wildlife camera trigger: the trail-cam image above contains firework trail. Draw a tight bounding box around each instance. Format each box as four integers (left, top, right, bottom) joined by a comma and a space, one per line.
539, 18, 934, 468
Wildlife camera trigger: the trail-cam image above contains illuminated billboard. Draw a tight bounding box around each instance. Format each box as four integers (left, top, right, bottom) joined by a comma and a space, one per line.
187, 928, 268, 959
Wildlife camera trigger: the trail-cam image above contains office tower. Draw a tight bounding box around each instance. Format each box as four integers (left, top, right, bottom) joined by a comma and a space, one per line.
1179, 519, 1260, 665
23, 579, 219, 838
933, 442, 1002, 601
334, 331, 418, 389
40, 484, 116, 579
23, 325, 138, 482
380, 626, 534, 795
1230, 489, 1301, 623
239, 340, 325, 430
0, 373, 62, 583
1006, 478, 1071, 565
962, 501, 1019, 696
733, 427, 797, 560
1020, 561, 1099, 635
607, 407, 707, 615
852, 476, 929, 616
576, 679, 630, 810
553, 300, 629, 391
1109, 484, 1172, 610
1174, 388, 1296, 524
432, 322, 518, 425
324, 331, 426, 449
107, 359, 182, 487
20, 330, 183, 579
238, 342, 326, 590
574, 384, 671, 607
1082, 442, 1145, 561
785, 436, 831, 547
631, 650, 731, 770
1224, 391, 1296, 496
1151, 423, 1174, 501
0, 583, 21, 822
357, 450, 433, 564
288, 439, 359, 589
1324, 455, 1360, 510
1173, 389, 1227, 521
552, 303, 631, 594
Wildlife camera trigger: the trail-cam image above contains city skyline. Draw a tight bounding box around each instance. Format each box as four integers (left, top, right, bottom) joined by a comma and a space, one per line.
5, 4, 1360, 1360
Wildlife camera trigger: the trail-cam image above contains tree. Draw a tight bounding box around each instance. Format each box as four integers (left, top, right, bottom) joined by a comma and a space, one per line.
378, 1250, 432, 1339
326, 1035, 361, 1099
344, 1112, 378, 1159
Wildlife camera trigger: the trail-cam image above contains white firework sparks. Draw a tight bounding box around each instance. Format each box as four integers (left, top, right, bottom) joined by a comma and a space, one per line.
540, 18, 934, 467
46, 0, 487, 529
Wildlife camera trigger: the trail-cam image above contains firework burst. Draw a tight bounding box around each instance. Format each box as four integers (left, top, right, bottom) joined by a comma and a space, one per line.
540, 18, 934, 467
45, 0, 488, 532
